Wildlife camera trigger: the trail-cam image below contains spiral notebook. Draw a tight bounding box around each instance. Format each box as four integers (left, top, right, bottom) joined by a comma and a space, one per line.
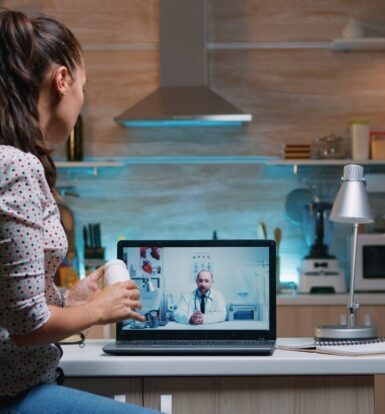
276, 337, 385, 356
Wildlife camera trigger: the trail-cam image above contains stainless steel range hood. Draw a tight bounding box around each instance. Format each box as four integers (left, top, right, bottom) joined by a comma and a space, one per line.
114, 0, 252, 127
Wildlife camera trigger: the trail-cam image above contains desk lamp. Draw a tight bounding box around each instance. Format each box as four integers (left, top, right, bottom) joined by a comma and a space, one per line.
315, 164, 377, 340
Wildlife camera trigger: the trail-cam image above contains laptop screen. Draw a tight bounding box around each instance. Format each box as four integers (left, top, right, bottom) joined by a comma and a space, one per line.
116, 240, 276, 341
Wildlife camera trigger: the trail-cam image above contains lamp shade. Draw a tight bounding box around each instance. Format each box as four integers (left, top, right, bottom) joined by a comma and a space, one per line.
330, 164, 374, 224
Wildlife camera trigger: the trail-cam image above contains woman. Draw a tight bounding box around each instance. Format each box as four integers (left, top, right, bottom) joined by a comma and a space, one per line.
0, 9, 160, 414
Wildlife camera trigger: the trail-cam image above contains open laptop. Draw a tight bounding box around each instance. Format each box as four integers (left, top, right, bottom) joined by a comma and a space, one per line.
102, 239, 276, 356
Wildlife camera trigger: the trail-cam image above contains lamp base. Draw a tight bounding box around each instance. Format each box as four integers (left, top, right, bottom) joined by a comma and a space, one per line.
315, 324, 377, 340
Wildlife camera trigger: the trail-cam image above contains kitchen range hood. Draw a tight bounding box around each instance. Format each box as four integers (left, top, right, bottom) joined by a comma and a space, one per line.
114, 0, 252, 127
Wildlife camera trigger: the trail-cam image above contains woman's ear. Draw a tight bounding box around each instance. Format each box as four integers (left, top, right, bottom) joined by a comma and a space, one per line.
52, 66, 69, 97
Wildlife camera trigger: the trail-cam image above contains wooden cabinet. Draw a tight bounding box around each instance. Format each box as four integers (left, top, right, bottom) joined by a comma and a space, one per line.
65, 375, 373, 414
277, 304, 385, 337
86, 323, 115, 339
143, 376, 372, 414
277, 302, 385, 414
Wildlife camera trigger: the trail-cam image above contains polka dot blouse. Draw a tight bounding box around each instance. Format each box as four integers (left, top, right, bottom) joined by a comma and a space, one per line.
0, 145, 68, 396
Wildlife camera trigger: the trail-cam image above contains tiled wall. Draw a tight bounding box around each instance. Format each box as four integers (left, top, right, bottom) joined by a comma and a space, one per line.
57, 161, 362, 284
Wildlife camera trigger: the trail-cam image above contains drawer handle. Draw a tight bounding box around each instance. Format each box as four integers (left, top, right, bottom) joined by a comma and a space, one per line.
160, 394, 172, 414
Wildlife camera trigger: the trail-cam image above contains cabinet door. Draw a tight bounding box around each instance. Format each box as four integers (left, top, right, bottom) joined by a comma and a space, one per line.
277, 305, 385, 337
143, 376, 372, 414
85, 323, 116, 339
358, 306, 385, 337
277, 305, 346, 337
277, 304, 385, 414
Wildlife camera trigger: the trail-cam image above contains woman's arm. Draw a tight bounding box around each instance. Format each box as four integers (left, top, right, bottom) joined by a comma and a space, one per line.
0, 151, 144, 348
12, 280, 145, 347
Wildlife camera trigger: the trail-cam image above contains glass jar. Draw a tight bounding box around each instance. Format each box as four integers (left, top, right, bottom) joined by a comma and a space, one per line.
311, 134, 347, 159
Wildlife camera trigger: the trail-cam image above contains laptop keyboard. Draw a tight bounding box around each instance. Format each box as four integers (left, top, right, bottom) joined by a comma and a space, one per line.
125, 340, 269, 347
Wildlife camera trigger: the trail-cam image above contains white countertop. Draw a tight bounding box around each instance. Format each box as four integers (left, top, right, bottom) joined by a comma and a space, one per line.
277, 292, 385, 306
59, 339, 385, 377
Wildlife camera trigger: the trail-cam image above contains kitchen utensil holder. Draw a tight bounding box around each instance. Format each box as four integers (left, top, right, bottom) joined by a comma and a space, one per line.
84, 247, 105, 260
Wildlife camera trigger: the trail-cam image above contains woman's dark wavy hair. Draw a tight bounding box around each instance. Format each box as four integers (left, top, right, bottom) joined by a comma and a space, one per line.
0, 9, 82, 189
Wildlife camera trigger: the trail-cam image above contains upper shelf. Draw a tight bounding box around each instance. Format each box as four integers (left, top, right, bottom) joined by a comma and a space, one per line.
54, 158, 385, 181
55, 156, 277, 167
266, 158, 385, 174
331, 38, 385, 51
267, 159, 385, 166
55, 160, 124, 176
55, 161, 123, 168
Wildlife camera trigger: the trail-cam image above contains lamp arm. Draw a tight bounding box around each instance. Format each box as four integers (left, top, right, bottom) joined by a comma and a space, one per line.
348, 222, 359, 328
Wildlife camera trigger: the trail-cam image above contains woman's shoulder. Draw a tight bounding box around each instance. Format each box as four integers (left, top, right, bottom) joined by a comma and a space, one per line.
0, 145, 44, 174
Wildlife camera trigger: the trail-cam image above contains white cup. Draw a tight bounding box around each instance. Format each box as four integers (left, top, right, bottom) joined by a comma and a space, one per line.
104, 259, 130, 286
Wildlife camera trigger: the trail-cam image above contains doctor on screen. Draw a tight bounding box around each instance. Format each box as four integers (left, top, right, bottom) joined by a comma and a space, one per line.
174, 270, 227, 325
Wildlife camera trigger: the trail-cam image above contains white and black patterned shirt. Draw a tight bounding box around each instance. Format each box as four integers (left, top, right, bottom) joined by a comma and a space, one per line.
0, 145, 67, 396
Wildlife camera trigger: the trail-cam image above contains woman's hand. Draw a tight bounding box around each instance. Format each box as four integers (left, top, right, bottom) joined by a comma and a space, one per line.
87, 280, 145, 325
65, 266, 104, 307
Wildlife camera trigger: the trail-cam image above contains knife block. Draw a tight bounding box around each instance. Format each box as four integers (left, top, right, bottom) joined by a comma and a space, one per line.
84, 247, 105, 260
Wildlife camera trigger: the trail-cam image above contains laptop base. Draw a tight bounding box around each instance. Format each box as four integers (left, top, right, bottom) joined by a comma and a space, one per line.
102, 340, 275, 356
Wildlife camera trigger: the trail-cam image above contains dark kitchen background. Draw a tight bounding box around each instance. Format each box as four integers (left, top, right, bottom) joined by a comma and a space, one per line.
6, 0, 385, 283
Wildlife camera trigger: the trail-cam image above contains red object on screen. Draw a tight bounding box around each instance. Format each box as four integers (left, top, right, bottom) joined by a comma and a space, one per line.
142, 260, 153, 274
151, 247, 161, 260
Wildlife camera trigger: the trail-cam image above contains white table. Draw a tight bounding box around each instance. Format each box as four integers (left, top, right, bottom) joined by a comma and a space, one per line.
60, 339, 382, 413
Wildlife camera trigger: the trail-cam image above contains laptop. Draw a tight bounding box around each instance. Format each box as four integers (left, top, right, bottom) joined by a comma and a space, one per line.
102, 239, 276, 356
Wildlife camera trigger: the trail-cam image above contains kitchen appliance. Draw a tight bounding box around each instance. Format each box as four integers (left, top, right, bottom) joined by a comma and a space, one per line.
114, 0, 252, 127
298, 201, 345, 293
353, 233, 385, 291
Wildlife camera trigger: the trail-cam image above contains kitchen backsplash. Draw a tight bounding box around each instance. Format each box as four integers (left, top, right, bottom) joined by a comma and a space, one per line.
56, 162, 372, 285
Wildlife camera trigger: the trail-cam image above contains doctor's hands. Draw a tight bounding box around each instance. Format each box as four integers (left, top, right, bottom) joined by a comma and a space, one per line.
190, 311, 204, 325
87, 280, 145, 325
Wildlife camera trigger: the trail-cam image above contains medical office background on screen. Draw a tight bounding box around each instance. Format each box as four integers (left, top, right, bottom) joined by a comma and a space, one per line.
122, 246, 270, 330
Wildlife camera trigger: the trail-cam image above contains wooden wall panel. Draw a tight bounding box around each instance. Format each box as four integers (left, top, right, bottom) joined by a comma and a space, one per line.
81, 48, 158, 155
4, 0, 385, 160
209, 48, 385, 151
2, 0, 159, 45
1, 1, 160, 158
208, 0, 385, 42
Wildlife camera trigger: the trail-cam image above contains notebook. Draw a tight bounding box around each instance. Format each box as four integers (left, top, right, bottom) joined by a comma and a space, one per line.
102, 239, 276, 356
276, 337, 385, 356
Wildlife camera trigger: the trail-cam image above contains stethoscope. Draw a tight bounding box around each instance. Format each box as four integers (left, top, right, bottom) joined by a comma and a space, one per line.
194, 289, 212, 312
